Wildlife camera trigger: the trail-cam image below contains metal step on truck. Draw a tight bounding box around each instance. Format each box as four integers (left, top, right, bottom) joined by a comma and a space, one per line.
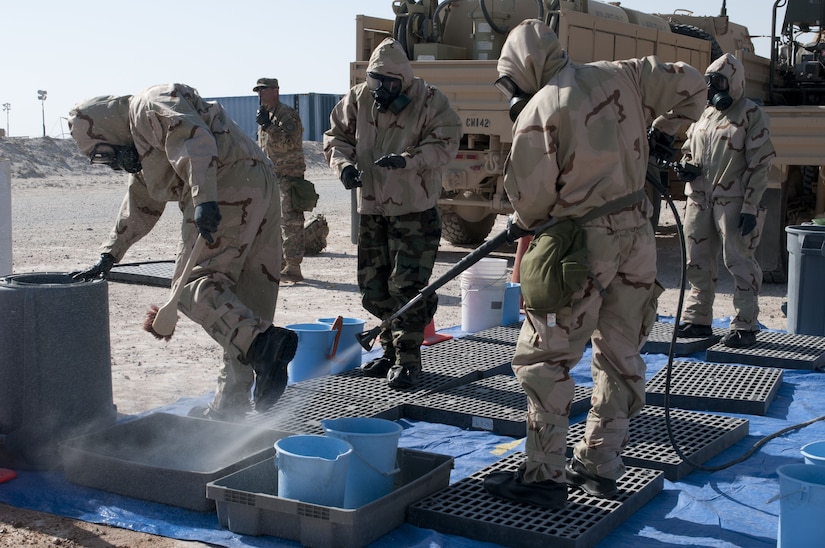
352, 0, 825, 283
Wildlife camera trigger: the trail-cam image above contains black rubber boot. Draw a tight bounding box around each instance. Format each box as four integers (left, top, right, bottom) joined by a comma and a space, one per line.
565, 457, 618, 498
676, 322, 713, 338
483, 467, 567, 509
246, 326, 298, 411
721, 330, 758, 348
360, 349, 395, 377
387, 361, 421, 389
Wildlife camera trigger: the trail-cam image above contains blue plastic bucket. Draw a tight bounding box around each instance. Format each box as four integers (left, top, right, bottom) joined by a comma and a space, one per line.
801, 441, 825, 465
776, 463, 825, 547
320, 417, 402, 508
274, 435, 352, 507
318, 317, 366, 374
284, 322, 342, 383
502, 282, 521, 325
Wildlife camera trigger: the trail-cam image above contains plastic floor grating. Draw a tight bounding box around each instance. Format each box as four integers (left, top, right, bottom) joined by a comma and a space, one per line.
293, 335, 517, 401
108, 261, 174, 287
403, 375, 592, 438
407, 451, 663, 548
462, 322, 523, 346
566, 406, 748, 481
245, 386, 402, 434
641, 321, 725, 356
705, 330, 825, 370
645, 360, 783, 415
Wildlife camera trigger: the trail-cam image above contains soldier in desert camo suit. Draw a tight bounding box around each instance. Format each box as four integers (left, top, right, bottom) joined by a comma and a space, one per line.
68, 83, 298, 422
254, 77, 308, 283
482, 20, 706, 509
676, 53, 776, 349
323, 37, 461, 389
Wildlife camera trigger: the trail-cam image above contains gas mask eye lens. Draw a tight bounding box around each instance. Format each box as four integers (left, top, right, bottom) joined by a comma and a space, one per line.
89, 143, 118, 167
705, 72, 729, 91
367, 72, 402, 94
494, 76, 519, 97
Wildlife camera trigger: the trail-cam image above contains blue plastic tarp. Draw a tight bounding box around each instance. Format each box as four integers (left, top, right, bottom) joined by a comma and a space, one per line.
1, 317, 823, 547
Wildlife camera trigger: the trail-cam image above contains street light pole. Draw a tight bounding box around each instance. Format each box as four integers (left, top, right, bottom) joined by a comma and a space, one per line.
1, 103, 9, 137
37, 90, 47, 138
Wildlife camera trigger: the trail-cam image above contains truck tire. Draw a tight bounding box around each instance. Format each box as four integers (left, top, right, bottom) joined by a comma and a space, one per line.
669, 23, 724, 62
441, 211, 497, 244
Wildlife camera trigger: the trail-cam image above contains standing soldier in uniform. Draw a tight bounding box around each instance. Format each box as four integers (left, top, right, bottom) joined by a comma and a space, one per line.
676, 53, 776, 348
69, 84, 298, 421
483, 20, 706, 508
323, 37, 461, 389
254, 77, 308, 283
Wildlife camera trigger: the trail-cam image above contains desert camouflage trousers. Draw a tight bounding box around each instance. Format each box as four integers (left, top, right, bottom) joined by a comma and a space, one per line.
279, 175, 306, 267
682, 195, 764, 331
176, 160, 282, 411
512, 212, 659, 483
357, 208, 441, 364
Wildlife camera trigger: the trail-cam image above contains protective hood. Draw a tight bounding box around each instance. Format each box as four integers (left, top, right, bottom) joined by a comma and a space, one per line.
366, 38, 414, 91
497, 19, 569, 95
706, 53, 745, 102
67, 95, 133, 156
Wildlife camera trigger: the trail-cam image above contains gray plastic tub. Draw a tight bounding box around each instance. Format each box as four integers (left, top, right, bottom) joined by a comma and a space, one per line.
61, 412, 289, 511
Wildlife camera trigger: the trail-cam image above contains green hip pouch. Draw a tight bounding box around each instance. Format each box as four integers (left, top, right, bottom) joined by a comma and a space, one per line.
519, 218, 590, 313
289, 177, 319, 211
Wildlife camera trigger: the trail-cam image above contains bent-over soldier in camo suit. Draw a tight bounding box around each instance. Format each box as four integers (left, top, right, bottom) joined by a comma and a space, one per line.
254, 77, 308, 283
483, 20, 706, 509
676, 53, 776, 348
323, 37, 461, 389
68, 83, 298, 421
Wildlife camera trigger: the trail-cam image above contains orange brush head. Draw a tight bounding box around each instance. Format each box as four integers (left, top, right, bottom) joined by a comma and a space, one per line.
143, 304, 174, 341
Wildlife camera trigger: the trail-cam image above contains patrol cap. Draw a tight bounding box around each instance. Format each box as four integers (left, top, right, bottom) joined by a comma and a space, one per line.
253, 78, 279, 92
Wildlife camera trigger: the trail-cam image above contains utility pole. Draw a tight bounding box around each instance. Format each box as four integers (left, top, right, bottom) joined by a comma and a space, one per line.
37, 90, 47, 137
1, 103, 9, 136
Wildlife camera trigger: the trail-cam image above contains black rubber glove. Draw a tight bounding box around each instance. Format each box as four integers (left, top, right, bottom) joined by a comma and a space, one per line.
505, 216, 531, 244
194, 201, 222, 243
648, 127, 677, 164
739, 213, 757, 236
374, 154, 406, 170
255, 106, 271, 129
340, 165, 362, 190
675, 160, 701, 183
72, 253, 116, 281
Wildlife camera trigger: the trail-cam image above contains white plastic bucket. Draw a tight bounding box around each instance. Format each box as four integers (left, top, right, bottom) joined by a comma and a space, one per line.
275, 434, 352, 507
776, 463, 825, 547
460, 258, 507, 333
801, 440, 825, 465
320, 417, 402, 508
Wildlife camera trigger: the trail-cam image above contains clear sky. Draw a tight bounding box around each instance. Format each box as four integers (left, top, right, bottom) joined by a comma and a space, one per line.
3, 0, 783, 139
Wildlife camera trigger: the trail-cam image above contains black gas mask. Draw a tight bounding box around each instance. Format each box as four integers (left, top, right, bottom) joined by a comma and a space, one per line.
89, 143, 142, 173
705, 72, 733, 111
367, 72, 411, 114
494, 75, 533, 122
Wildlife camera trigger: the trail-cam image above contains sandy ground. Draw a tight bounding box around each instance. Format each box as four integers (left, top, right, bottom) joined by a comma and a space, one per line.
0, 137, 790, 546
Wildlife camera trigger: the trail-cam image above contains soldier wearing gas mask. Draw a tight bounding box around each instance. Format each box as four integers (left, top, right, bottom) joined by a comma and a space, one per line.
483, 19, 706, 510
324, 38, 461, 389
676, 53, 776, 348
68, 84, 298, 421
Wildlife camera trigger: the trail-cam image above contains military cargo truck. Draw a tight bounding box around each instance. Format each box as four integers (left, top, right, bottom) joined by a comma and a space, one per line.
352, 0, 825, 282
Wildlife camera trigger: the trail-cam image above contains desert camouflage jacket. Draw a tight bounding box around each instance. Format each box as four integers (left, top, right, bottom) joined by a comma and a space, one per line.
682, 54, 776, 216
258, 101, 306, 178
497, 20, 706, 229
323, 38, 461, 216
68, 83, 271, 260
